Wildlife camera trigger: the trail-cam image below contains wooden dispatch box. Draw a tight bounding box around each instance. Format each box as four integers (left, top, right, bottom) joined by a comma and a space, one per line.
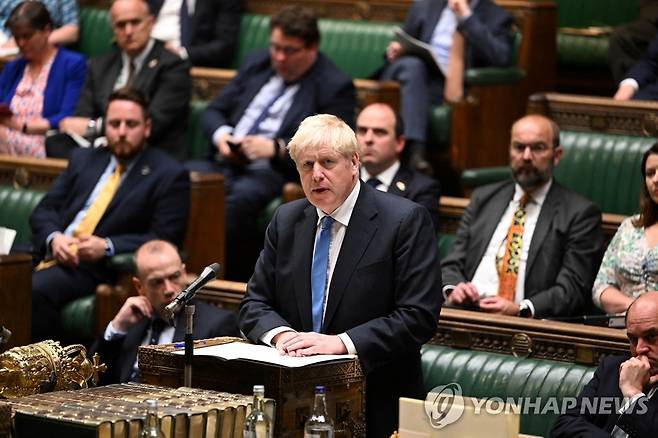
139, 341, 366, 438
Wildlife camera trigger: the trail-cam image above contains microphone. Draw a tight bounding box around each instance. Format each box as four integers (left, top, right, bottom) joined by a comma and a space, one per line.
165, 263, 220, 320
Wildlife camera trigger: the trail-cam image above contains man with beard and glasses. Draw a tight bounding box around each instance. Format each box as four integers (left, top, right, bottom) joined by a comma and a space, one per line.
29, 87, 190, 343
441, 114, 605, 318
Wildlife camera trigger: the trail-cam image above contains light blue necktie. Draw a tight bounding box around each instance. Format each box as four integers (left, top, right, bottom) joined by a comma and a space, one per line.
311, 216, 334, 333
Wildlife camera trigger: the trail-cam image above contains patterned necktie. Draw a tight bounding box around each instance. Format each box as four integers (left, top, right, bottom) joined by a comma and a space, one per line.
246, 83, 287, 136
497, 193, 530, 301
311, 216, 334, 333
74, 163, 124, 238
366, 177, 381, 189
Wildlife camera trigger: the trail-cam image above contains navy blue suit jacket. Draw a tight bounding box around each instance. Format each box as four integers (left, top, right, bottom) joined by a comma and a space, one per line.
402, 0, 513, 69
239, 182, 443, 437
387, 166, 441, 232
0, 48, 86, 128
551, 355, 658, 438
92, 300, 239, 384
147, 0, 241, 67
627, 31, 658, 100
201, 49, 356, 180
30, 147, 190, 264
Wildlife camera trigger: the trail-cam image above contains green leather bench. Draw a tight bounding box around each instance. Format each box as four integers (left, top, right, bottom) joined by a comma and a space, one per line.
462, 93, 658, 217
0, 186, 44, 247
421, 344, 595, 437
554, 0, 639, 93
462, 131, 655, 216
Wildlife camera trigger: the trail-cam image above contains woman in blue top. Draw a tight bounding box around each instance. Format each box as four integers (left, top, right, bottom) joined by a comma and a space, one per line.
0, 1, 85, 157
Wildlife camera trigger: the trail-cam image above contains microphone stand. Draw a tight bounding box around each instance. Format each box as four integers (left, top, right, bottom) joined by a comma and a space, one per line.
184, 304, 195, 387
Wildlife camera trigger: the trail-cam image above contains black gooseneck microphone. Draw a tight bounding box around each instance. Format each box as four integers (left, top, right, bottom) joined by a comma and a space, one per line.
165, 263, 220, 320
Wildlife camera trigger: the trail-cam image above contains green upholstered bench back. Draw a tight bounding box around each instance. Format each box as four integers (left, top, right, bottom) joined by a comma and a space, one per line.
421, 344, 595, 437
554, 0, 638, 68
232, 14, 396, 79
554, 131, 655, 216
76, 7, 113, 58
462, 131, 656, 216
186, 100, 210, 160
0, 185, 44, 245
555, 0, 638, 27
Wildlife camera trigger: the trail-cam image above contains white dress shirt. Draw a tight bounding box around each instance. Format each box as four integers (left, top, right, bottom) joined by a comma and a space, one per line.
360, 160, 400, 192
261, 181, 362, 355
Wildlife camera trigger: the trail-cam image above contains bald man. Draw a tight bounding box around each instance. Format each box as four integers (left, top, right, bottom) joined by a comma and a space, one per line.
441, 115, 604, 318
552, 292, 658, 437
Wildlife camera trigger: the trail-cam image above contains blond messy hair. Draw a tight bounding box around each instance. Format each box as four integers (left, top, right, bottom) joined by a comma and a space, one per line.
288, 114, 360, 163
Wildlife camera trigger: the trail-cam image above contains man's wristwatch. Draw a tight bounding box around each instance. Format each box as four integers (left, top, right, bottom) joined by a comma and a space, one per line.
85, 118, 99, 139
518, 302, 532, 318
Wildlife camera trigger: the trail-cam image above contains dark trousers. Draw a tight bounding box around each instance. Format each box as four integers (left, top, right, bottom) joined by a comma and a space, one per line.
380, 56, 444, 144
31, 263, 107, 343
185, 160, 285, 281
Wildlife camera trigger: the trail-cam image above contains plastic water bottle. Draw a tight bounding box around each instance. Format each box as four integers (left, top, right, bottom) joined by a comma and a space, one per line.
243, 385, 272, 438
141, 399, 164, 437
304, 385, 334, 438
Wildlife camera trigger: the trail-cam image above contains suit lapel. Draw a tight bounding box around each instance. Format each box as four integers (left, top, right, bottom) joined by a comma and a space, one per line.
422, 0, 447, 42
469, 184, 515, 276
387, 167, 411, 197
323, 184, 378, 331
292, 204, 318, 332
277, 60, 319, 138
104, 149, 150, 218
526, 183, 559, 272
133, 44, 160, 90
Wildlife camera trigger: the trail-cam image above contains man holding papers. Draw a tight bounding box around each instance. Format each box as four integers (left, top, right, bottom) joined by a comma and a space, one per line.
239, 114, 443, 438
379, 0, 513, 171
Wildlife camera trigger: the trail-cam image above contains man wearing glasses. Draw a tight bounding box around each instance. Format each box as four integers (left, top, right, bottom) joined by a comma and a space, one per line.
441, 115, 605, 318
192, 6, 356, 281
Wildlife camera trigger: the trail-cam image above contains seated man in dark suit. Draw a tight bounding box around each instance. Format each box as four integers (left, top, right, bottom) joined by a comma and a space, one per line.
442, 114, 605, 318
146, 0, 241, 67
239, 114, 443, 438
190, 6, 356, 281
356, 102, 441, 231
54, 0, 190, 159
30, 88, 190, 342
92, 239, 239, 385
552, 291, 658, 437
380, 0, 513, 170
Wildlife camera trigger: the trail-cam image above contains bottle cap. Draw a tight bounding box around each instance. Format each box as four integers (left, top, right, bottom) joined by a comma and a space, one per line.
314, 385, 326, 393
253, 385, 265, 393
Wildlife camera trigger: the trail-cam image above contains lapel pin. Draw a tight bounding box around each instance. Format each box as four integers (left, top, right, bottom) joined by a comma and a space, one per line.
396, 181, 406, 192
141, 165, 151, 176
148, 59, 158, 69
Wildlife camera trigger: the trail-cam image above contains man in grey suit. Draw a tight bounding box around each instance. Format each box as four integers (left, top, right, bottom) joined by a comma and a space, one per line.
55, 0, 190, 159
441, 114, 605, 318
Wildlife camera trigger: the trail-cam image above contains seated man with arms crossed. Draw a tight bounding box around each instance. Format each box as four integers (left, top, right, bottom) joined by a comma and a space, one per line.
92, 239, 239, 384
441, 114, 605, 318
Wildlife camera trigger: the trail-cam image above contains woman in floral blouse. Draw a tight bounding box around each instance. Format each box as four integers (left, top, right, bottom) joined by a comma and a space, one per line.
594, 143, 658, 313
